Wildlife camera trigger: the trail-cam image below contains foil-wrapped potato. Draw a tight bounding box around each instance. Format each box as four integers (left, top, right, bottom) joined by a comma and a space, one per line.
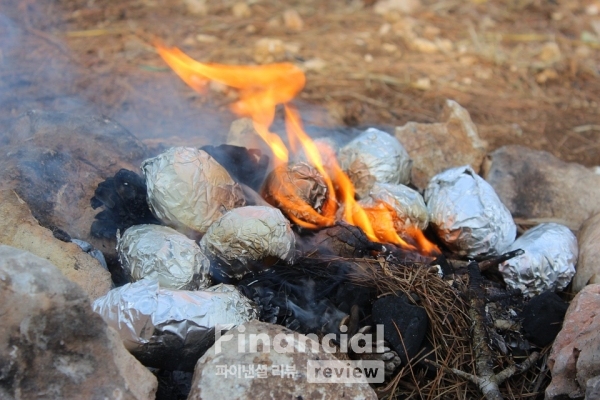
360, 183, 429, 232
425, 165, 516, 257
142, 147, 245, 238
338, 128, 412, 198
200, 206, 296, 280
261, 162, 333, 228
93, 280, 258, 370
118, 224, 211, 290
499, 223, 577, 297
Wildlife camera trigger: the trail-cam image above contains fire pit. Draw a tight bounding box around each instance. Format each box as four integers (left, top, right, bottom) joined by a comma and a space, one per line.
77, 45, 581, 400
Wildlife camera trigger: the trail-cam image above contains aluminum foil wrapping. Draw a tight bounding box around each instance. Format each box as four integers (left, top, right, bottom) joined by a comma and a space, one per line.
117, 224, 211, 290
360, 183, 429, 231
424, 165, 516, 257
141, 147, 245, 238
292, 137, 339, 171
261, 162, 332, 227
338, 128, 412, 198
92, 280, 258, 370
200, 206, 296, 280
499, 223, 577, 297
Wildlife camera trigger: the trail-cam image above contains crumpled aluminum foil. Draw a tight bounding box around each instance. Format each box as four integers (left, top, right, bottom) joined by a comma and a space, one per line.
200, 206, 296, 280
424, 165, 516, 257
292, 137, 339, 171
92, 280, 258, 370
141, 147, 245, 238
338, 128, 412, 198
360, 183, 429, 231
261, 162, 332, 227
499, 223, 578, 297
71, 239, 108, 270
117, 224, 211, 290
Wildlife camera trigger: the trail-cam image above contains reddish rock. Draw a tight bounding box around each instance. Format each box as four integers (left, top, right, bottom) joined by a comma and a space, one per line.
573, 212, 600, 293
546, 284, 600, 399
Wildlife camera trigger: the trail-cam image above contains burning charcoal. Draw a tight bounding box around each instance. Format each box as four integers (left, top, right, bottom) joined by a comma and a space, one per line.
371, 294, 428, 363
425, 165, 516, 257
520, 291, 569, 347
199, 206, 296, 280
200, 144, 269, 191
92, 280, 258, 371
90, 169, 160, 239
499, 223, 577, 297
338, 128, 412, 198
118, 224, 211, 290
360, 182, 429, 232
142, 147, 245, 238
261, 162, 334, 227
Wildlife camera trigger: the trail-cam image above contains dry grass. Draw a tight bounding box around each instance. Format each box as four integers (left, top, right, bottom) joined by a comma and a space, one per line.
346, 258, 550, 399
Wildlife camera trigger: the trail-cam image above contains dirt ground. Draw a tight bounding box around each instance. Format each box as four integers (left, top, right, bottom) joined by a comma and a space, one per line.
1, 0, 600, 167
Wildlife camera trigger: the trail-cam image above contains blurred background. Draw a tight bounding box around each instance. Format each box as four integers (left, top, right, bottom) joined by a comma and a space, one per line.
1, 0, 599, 165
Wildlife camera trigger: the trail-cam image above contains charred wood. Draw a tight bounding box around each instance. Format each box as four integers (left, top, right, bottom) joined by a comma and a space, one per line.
201, 144, 269, 191
90, 169, 160, 239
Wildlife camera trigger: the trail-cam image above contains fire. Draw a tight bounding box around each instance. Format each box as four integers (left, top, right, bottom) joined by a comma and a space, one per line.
157, 44, 439, 255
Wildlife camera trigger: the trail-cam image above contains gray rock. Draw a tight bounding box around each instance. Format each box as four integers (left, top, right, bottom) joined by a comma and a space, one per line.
482, 145, 600, 231
0, 189, 112, 300
586, 375, 600, 400
573, 213, 600, 293
188, 320, 377, 400
546, 284, 600, 399
0, 245, 157, 400
0, 110, 148, 260
395, 100, 488, 190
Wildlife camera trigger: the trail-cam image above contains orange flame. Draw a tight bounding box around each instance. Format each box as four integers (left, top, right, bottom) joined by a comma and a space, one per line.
156, 44, 304, 163
156, 44, 439, 255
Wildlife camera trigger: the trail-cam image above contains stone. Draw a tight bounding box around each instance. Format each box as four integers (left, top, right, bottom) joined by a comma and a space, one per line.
188, 320, 378, 400
254, 38, 286, 64
0, 110, 148, 261
374, 0, 422, 15
0, 245, 157, 399
183, 0, 207, 15
283, 9, 304, 31
411, 37, 438, 54
573, 212, 600, 293
395, 100, 488, 190
0, 190, 112, 300
371, 294, 428, 363
520, 291, 569, 347
481, 145, 600, 231
232, 2, 251, 18
587, 375, 600, 399
546, 284, 600, 399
